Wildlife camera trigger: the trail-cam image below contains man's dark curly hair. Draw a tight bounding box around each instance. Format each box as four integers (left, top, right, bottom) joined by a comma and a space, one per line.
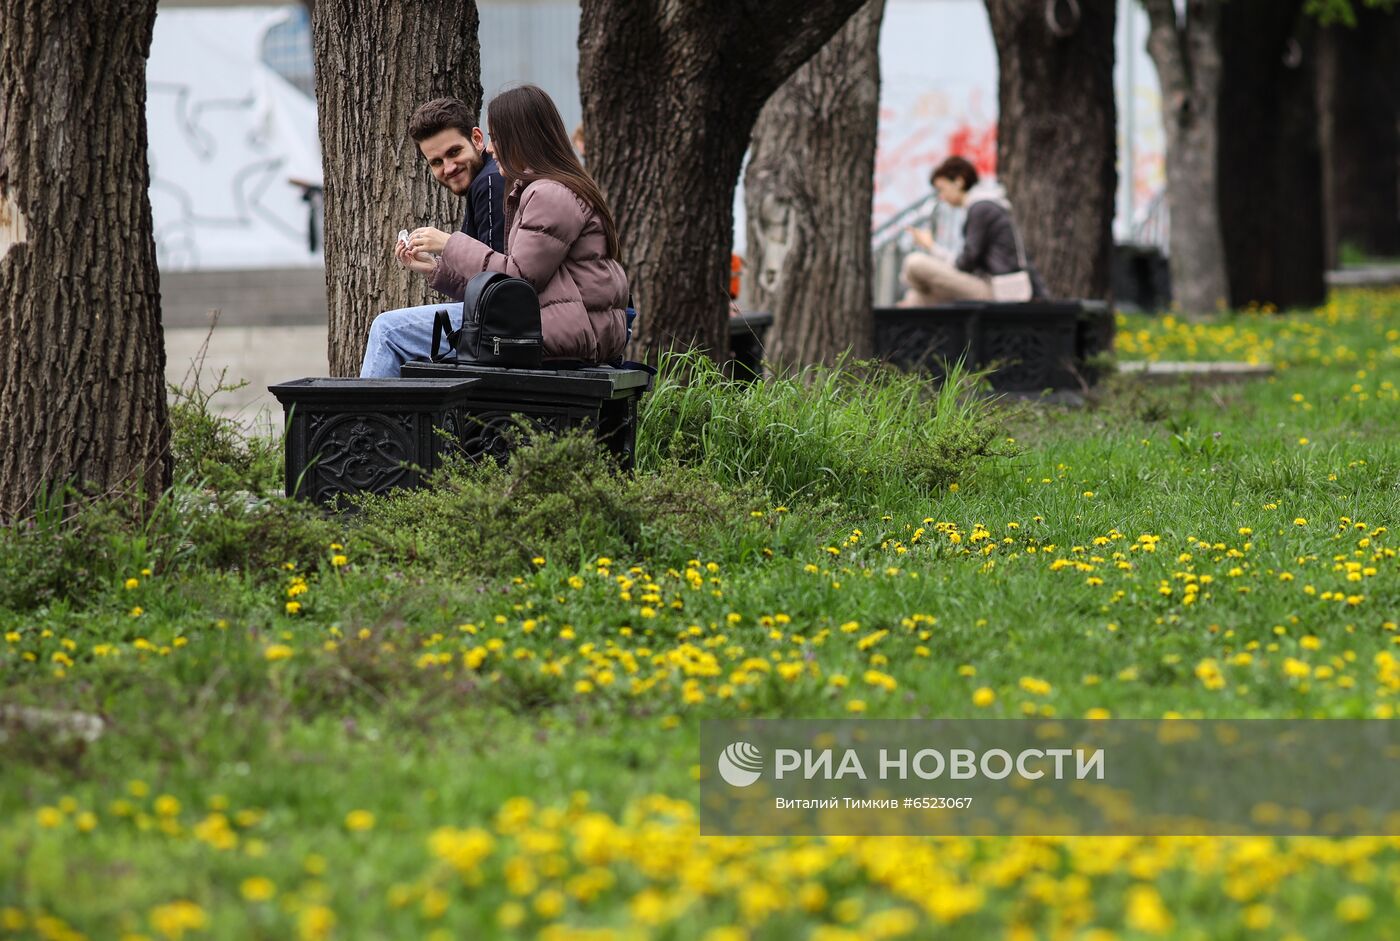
408, 97, 476, 142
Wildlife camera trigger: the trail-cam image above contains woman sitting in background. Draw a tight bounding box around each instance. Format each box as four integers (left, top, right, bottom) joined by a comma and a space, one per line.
361, 84, 628, 377
900, 155, 1047, 305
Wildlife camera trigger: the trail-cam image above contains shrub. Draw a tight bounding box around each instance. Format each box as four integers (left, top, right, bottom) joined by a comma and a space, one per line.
0, 479, 338, 612
0, 483, 141, 611
167, 365, 281, 494
350, 430, 758, 578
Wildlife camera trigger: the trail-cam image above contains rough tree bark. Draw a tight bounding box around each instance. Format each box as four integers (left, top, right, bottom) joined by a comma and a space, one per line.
311, 2, 481, 376
1318, 6, 1400, 264
0, 0, 169, 519
1217, 0, 1326, 309
1142, 0, 1229, 315
743, 0, 886, 371
984, 0, 1117, 301
579, 0, 869, 361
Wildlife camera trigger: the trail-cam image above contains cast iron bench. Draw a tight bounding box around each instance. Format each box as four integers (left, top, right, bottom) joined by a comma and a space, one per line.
873, 300, 1114, 392
269, 364, 651, 508
728, 311, 773, 380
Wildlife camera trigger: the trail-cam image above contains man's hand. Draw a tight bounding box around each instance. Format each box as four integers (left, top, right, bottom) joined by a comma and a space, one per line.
394, 238, 437, 275
408, 227, 452, 256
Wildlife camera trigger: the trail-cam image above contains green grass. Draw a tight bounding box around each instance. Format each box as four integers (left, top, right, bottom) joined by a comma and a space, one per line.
1, 289, 1398, 941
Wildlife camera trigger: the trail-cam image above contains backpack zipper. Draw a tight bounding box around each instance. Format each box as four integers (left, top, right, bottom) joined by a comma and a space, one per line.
491, 337, 538, 352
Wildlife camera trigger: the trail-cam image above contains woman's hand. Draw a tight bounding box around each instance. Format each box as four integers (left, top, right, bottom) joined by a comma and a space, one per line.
904, 225, 936, 252
394, 239, 437, 275
408, 226, 451, 255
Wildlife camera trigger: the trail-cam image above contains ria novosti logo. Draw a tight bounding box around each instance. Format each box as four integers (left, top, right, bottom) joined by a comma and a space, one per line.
717, 742, 764, 787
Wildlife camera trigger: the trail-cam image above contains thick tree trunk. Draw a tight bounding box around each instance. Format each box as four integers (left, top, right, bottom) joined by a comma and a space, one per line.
579, 0, 868, 362
1318, 7, 1400, 265
1217, 0, 1326, 309
984, 0, 1117, 301
312, 2, 481, 376
1142, 0, 1228, 316
0, 0, 169, 519
744, 0, 885, 371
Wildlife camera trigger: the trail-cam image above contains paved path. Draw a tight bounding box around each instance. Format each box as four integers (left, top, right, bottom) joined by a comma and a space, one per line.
164, 324, 328, 429
1325, 265, 1400, 288
1117, 360, 1274, 382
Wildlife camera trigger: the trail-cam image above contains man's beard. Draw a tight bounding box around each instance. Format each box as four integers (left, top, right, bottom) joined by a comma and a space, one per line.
449, 150, 486, 194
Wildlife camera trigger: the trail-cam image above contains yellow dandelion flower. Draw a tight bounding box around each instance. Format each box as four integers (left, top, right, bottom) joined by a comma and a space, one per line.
149, 901, 207, 940
497, 902, 526, 929
1336, 895, 1373, 923
297, 904, 335, 941
1126, 884, 1173, 934
344, 809, 375, 832
240, 877, 276, 902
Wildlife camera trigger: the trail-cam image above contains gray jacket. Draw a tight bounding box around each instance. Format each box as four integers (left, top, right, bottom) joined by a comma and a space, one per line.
955, 183, 1048, 298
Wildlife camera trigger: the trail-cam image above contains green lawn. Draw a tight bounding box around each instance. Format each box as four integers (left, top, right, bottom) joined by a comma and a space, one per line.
1, 289, 1398, 941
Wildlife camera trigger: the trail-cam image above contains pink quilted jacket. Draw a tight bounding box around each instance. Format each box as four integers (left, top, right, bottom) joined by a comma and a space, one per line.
428, 177, 629, 363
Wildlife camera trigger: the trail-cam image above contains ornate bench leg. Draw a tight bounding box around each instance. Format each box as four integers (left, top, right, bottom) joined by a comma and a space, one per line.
597, 395, 638, 471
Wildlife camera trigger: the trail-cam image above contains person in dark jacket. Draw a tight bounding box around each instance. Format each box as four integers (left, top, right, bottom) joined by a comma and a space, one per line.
406, 97, 505, 253
900, 155, 1047, 304
357, 99, 508, 377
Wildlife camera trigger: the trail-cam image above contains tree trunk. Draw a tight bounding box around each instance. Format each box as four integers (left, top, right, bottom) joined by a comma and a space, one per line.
579, 0, 869, 362
1217, 0, 1326, 309
984, 0, 1117, 301
0, 0, 169, 520
311, 2, 482, 376
744, 0, 886, 371
1142, 0, 1229, 316
1318, 7, 1400, 265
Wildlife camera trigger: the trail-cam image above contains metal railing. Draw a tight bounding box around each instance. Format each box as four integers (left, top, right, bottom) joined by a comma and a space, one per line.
871, 194, 966, 306
1130, 190, 1169, 251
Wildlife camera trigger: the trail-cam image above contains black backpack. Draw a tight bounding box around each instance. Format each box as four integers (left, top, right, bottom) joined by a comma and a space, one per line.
431, 271, 543, 368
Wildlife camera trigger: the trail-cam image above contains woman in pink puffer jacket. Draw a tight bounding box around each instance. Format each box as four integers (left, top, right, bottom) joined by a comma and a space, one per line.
365, 85, 628, 374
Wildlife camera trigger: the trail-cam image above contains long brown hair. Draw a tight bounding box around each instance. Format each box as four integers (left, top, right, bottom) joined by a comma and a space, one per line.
488, 85, 620, 259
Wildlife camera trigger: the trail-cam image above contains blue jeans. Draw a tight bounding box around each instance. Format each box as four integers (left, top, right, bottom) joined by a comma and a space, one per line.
359, 303, 464, 378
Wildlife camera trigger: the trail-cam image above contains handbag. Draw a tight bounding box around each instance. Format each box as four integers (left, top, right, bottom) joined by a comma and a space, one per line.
431, 271, 543, 368
989, 212, 1035, 302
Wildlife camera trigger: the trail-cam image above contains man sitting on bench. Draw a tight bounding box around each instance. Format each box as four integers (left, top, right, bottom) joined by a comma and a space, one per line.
899, 155, 1047, 305
358, 98, 506, 377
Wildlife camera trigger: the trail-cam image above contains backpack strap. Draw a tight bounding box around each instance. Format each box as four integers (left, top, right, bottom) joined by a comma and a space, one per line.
1006, 206, 1029, 271
430, 308, 456, 362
